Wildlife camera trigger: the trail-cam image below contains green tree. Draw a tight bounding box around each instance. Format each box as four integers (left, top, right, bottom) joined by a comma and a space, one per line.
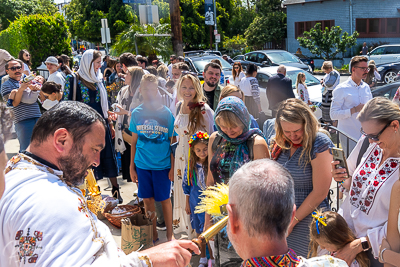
225, 2, 256, 37
0, 13, 71, 68
297, 23, 359, 60
63, 0, 133, 42
153, 0, 170, 21
0, 0, 57, 31
224, 34, 247, 55
245, 11, 286, 49
112, 23, 173, 62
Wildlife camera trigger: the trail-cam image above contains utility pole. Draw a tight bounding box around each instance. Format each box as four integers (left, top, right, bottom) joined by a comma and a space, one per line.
213, 0, 218, 51
169, 0, 183, 56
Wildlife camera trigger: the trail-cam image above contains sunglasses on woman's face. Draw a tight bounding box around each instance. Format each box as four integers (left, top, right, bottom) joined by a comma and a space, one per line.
234, 66, 240, 69
360, 121, 392, 141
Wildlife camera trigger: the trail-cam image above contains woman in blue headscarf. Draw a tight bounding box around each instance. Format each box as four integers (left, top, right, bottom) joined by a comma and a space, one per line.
207, 96, 269, 185
205, 96, 269, 266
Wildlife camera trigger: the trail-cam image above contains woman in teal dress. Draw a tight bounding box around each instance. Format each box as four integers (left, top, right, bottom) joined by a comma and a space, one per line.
63, 49, 122, 203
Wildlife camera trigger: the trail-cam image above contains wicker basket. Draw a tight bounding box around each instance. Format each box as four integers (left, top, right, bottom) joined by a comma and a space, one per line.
104, 205, 143, 228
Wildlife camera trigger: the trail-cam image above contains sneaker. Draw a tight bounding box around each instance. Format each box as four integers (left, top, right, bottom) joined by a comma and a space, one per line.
156, 221, 166, 231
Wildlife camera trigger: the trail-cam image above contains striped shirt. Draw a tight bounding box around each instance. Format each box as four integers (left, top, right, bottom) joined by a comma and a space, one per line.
1, 77, 41, 123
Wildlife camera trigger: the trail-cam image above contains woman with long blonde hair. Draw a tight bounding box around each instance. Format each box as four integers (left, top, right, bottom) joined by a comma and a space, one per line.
172, 74, 215, 238
296, 72, 312, 105
270, 98, 333, 257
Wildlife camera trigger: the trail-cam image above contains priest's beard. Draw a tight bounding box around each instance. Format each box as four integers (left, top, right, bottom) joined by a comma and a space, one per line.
58, 143, 91, 186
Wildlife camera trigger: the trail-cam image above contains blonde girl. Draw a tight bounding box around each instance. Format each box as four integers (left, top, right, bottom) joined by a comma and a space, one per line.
296, 72, 312, 105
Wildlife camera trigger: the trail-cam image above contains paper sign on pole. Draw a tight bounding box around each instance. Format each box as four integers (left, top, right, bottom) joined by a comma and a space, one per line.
215, 34, 220, 43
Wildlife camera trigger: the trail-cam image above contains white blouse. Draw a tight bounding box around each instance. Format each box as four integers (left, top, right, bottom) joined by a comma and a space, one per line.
339, 139, 400, 258
229, 72, 245, 87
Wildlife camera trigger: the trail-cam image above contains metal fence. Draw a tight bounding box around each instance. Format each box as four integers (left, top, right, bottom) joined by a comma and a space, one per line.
321, 123, 358, 212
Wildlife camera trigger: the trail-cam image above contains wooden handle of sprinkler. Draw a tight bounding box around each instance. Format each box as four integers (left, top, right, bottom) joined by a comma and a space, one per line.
187, 216, 229, 253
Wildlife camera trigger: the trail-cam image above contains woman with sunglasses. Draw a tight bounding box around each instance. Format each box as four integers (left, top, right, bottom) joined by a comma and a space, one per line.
229, 62, 245, 86
172, 73, 215, 238
18, 49, 31, 76
332, 97, 400, 267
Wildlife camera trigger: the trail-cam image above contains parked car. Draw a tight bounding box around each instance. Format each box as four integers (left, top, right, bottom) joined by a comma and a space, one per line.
376, 61, 400, 84
256, 66, 322, 118
184, 50, 222, 57
367, 44, 400, 65
233, 55, 244, 61
240, 50, 312, 73
184, 54, 232, 85
293, 53, 315, 71
371, 81, 400, 100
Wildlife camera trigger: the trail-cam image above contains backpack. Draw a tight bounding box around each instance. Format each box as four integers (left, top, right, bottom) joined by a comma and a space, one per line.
211, 132, 256, 160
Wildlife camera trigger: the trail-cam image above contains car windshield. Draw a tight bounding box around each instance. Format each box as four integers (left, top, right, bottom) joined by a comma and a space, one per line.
192, 57, 232, 73
371, 82, 400, 100
267, 52, 301, 64
286, 70, 320, 88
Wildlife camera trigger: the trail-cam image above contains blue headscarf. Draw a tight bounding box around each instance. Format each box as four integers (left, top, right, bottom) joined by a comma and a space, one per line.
213, 97, 265, 179
214, 96, 264, 144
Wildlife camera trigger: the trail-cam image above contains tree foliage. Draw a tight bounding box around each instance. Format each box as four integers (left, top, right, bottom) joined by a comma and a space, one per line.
112, 23, 173, 62
224, 35, 247, 54
0, 0, 58, 31
0, 13, 71, 68
297, 23, 359, 60
244, 0, 286, 49
63, 0, 135, 43
245, 12, 286, 49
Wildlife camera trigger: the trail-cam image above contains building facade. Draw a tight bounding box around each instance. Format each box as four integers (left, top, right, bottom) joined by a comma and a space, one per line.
284, 0, 400, 57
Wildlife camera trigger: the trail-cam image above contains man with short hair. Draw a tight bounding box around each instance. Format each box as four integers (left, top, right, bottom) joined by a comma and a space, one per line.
137, 56, 148, 69
46, 56, 65, 91
202, 62, 222, 110
177, 56, 185, 63
120, 52, 138, 73
330, 56, 372, 154
0, 101, 199, 267
226, 159, 347, 267
0, 49, 13, 87
1, 60, 41, 151
171, 62, 190, 82
360, 42, 368, 55
266, 65, 294, 117
168, 54, 177, 78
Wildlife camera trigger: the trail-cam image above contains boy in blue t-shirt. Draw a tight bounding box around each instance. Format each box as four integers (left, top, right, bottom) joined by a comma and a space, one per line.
129, 74, 175, 242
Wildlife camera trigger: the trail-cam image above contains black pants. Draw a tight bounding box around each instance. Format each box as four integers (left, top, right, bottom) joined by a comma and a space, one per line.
121, 141, 132, 182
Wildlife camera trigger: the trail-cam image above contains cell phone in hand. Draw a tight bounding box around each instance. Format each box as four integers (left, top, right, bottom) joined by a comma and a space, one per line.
331, 147, 349, 174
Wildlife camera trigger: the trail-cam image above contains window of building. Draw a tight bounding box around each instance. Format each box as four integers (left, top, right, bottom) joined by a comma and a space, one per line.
356, 18, 400, 37
295, 20, 335, 38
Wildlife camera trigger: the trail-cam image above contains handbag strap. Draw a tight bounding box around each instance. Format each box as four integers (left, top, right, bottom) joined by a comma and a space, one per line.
72, 73, 77, 101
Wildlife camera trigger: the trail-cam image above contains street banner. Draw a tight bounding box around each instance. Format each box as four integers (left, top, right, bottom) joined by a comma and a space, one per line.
205, 0, 214, 26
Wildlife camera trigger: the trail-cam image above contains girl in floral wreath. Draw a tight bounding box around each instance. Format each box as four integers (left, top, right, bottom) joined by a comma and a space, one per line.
309, 210, 369, 267
173, 74, 214, 238
182, 131, 213, 267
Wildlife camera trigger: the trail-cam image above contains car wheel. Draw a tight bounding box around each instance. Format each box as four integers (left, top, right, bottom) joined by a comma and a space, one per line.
383, 70, 397, 84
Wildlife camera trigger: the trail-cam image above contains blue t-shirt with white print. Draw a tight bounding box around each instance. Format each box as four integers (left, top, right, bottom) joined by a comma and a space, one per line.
129, 103, 176, 170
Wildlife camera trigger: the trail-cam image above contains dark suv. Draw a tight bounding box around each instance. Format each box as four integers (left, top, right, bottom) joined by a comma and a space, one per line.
240, 50, 312, 73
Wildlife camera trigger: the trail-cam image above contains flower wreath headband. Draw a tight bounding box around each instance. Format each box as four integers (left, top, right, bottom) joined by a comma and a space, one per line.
187, 131, 210, 186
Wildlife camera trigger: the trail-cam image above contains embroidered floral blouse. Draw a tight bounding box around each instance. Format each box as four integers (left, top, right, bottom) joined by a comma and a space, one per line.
63, 74, 101, 104
339, 140, 400, 259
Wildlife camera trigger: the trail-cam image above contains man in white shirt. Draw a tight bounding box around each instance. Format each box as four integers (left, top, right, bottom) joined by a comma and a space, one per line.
45, 56, 65, 92
167, 54, 177, 79
330, 56, 373, 155
0, 101, 199, 267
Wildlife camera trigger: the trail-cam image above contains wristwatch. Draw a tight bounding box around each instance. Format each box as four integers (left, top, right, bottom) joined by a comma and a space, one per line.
360, 237, 370, 251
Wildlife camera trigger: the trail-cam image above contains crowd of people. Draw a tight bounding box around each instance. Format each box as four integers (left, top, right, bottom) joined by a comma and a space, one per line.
0, 46, 400, 267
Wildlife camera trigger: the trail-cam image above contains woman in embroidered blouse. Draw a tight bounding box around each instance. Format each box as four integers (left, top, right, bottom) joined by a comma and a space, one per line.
295, 72, 312, 105
63, 49, 122, 203
173, 74, 215, 238
332, 97, 400, 267
270, 98, 333, 257
205, 96, 269, 265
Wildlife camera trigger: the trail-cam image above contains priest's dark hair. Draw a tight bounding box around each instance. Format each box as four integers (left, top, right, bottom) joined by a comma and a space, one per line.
31, 101, 106, 145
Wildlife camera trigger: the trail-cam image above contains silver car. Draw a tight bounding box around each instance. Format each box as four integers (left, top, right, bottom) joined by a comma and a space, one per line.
256, 66, 323, 118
